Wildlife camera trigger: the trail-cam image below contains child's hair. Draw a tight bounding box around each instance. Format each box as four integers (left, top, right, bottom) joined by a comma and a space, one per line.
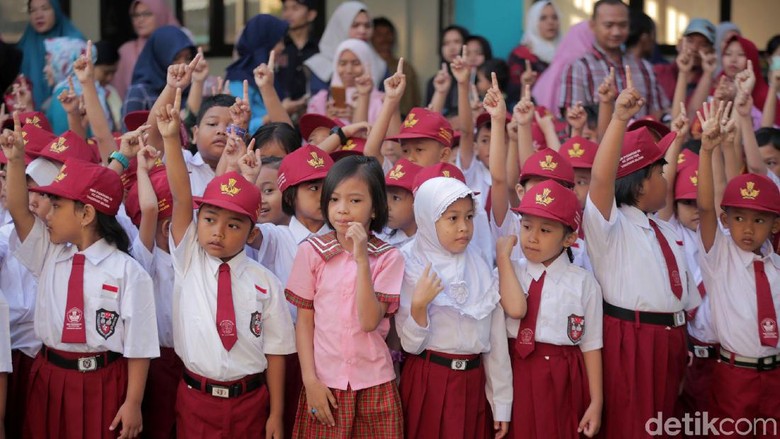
70, 199, 131, 254
614, 159, 666, 207
94, 41, 119, 66
196, 94, 235, 125
373, 17, 396, 41
755, 127, 780, 150
260, 155, 283, 169
320, 156, 388, 233
584, 105, 598, 129
564, 225, 575, 263
766, 34, 780, 56
440, 25, 470, 51
465, 35, 493, 62
251, 122, 301, 155
681, 138, 701, 154
478, 59, 509, 91
626, 10, 655, 49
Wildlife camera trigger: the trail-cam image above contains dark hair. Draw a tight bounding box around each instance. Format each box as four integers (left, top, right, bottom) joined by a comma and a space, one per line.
584, 105, 598, 128
592, 0, 628, 20
281, 178, 323, 217
72, 200, 131, 254
626, 11, 655, 48
614, 159, 666, 207
767, 34, 780, 56
478, 58, 508, 90
755, 127, 780, 150
564, 225, 575, 263
320, 155, 388, 233
465, 35, 493, 63
260, 155, 283, 169
373, 17, 396, 36
94, 40, 119, 66
681, 138, 701, 155
251, 122, 301, 156
196, 94, 235, 125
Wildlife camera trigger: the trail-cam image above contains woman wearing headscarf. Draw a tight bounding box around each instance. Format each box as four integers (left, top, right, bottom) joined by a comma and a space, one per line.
532, 21, 594, 117
306, 38, 384, 125
17, 0, 84, 109
122, 25, 195, 118
714, 22, 741, 76
112, 0, 180, 100
304, 1, 386, 95
224, 14, 288, 134
507, 0, 561, 92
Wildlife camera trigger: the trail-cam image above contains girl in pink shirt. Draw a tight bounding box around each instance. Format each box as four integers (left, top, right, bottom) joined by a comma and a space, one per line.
285, 155, 404, 438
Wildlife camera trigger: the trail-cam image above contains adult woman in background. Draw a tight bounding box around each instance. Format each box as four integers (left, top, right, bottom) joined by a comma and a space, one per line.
507, 0, 561, 93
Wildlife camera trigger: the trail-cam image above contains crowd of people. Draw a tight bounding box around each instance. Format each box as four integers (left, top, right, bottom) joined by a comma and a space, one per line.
0, 0, 779, 437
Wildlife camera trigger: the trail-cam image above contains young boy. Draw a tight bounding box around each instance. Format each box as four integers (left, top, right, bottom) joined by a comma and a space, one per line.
162, 89, 295, 438
184, 94, 236, 196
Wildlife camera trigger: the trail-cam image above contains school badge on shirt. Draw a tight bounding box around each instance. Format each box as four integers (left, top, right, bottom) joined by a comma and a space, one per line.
567, 314, 585, 344
96, 309, 119, 339
250, 312, 263, 337
762, 318, 778, 342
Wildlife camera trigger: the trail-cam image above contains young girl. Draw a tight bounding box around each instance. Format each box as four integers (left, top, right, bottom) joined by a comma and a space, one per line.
377, 158, 422, 248
0, 114, 159, 439
396, 176, 512, 439
285, 155, 404, 437
256, 156, 290, 226
497, 179, 603, 438
584, 68, 700, 437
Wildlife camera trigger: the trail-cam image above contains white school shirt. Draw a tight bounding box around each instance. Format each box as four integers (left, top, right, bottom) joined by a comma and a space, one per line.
571, 237, 593, 273
697, 226, 780, 358
130, 236, 175, 348
254, 216, 330, 286
670, 218, 717, 344
583, 196, 701, 312
0, 224, 42, 357
183, 150, 215, 197
0, 291, 11, 372
117, 203, 138, 245
376, 227, 413, 248
504, 252, 603, 352
456, 153, 492, 210
396, 274, 513, 422
14, 219, 160, 357
171, 221, 296, 381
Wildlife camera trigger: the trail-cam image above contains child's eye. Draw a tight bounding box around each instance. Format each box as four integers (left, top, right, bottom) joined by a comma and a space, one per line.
263, 189, 273, 195
541, 228, 550, 233
350, 198, 361, 204
330, 196, 338, 202
228, 223, 240, 229
755, 218, 765, 224
309, 184, 320, 191
734, 216, 743, 222
392, 195, 401, 201
522, 224, 530, 230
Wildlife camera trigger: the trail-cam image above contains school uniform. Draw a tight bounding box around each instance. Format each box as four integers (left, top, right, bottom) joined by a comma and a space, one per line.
14, 218, 159, 439
131, 236, 182, 439
505, 253, 602, 439
456, 153, 491, 210
376, 227, 413, 248
183, 150, 215, 197
171, 219, 296, 439
286, 232, 404, 438
0, 292, 11, 373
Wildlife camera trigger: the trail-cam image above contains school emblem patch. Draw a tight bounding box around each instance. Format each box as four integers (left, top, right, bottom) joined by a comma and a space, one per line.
250, 312, 263, 337
96, 309, 119, 339
518, 328, 534, 346
761, 318, 778, 341
567, 314, 585, 344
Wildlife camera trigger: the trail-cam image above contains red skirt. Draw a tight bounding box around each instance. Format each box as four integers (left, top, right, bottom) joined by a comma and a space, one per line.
142, 347, 183, 439
400, 351, 491, 439
676, 339, 718, 432
283, 353, 303, 439
508, 341, 591, 439
292, 380, 403, 438
597, 315, 688, 439
175, 373, 270, 439
710, 360, 780, 438
6, 350, 35, 439
24, 348, 128, 439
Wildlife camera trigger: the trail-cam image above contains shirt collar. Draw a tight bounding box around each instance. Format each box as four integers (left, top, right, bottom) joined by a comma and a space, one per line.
526, 251, 569, 283
288, 216, 330, 244
56, 239, 115, 265
204, 248, 249, 278
591, 42, 625, 65
619, 204, 652, 229
190, 151, 207, 168
734, 238, 780, 270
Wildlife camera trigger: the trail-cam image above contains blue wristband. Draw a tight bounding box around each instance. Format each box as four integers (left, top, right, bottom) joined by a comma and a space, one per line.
109, 151, 130, 170
227, 124, 248, 139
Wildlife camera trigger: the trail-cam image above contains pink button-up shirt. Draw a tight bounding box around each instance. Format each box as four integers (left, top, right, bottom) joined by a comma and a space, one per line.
285, 232, 403, 391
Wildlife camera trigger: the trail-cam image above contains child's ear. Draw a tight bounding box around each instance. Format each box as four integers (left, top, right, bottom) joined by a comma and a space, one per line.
563, 230, 578, 248
771, 216, 780, 234
440, 146, 452, 163
719, 211, 729, 228
192, 125, 199, 145
79, 204, 97, 227
247, 225, 260, 244
514, 183, 525, 201
161, 219, 172, 239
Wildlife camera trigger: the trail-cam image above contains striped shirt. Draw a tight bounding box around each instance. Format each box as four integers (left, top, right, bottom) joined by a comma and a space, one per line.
559, 44, 668, 118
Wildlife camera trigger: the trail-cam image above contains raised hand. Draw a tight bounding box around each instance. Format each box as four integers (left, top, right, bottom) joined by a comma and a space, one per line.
12, 78, 33, 112
613, 66, 644, 121
156, 87, 182, 139
520, 59, 537, 87
345, 222, 368, 261
118, 124, 151, 158
354, 61, 374, 96
58, 76, 80, 114
718, 101, 736, 141
734, 84, 754, 117
482, 72, 506, 120
237, 138, 261, 183
383, 58, 406, 102
496, 235, 517, 260
450, 45, 471, 84
72, 40, 95, 84
671, 102, 690, 136
432, 62, 452, 93
0, 112, 25, 162
675, 48, 695, 74
253, 50, 275, 90
566, 102, 587, 132
713, 75, 737, 102
696, 100, 725, 150
735, 60, 756, 95
597, 67, 618, 104
166, 51, 203, 90
513, 84, 535, 126
700, 49, 717, 76
342, 121, 371, 138
191, 48, 209, 84
136, 143, 161, 173
229, 80, 251, 128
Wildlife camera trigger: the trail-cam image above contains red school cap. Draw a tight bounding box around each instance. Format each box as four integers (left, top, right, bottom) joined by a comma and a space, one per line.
559, 136, 598, 169
475, 112, 512, 131
123, 110, 150, 132
277, 144, 334, 192
674, 164, 699, 201
676, 149, 699, 172
628, 117, 671, 140
385, 158, 422, 193
385, 107, 454, 148
330, 137, 366, 161
28, 130, 101, 164
298, 113, 343, 142
616, 127, 677, 179
412, 162, 468, 194
30, 158, 123, 215
520, 148, 575, 187
194, 171, 262, 224
514, 179, 582, 231
721, 173, 780, 215
124, 165, 173, 226
13, 111, 53, 132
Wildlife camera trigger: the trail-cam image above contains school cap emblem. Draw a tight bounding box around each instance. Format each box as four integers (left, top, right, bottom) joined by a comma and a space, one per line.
677, 153, 686, 164
342, 139, 357, 150
54, 165, 68, 182
539, 155, 558, 171
438, 127, 453, 143
740, 181, 759, 200
220, 178, 241, 197
25, 115, 42, 127
96, 309, 119, 340
388, 165, 405, 180
307, 151, 325, 168
535, 187, 554, 206
50, 137, 69, 153
689, 170, 698, 186
403, 112, 419, 128
250, 312, 263, 337
568, 143, 585, 158
441, 170, 451, 178
567, 314, 584, 344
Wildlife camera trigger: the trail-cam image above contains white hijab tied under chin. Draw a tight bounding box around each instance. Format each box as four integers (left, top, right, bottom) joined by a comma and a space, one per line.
304, 1, 386, 87
521, 0, 561, 64
402, 177, 498, 320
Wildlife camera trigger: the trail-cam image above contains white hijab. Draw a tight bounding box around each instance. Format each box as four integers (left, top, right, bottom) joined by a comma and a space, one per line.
520, 0, 561, 64
401, 178, 498, 320
304, 1, 386, 87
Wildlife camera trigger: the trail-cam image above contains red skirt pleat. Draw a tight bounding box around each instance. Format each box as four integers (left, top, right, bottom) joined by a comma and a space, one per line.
7, 350, 36, 439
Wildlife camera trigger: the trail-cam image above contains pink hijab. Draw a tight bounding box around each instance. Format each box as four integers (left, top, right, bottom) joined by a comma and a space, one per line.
532, 21, 594, 117
112, 0, 180, 99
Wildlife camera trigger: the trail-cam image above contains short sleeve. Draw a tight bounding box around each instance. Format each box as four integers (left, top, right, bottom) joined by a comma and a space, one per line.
130, 234, 156, 277
120, 261, 160, 358
582, 194, 619, 254
257, 270, 296, 356
169, 220, 198, 276
579, 273, 604, 352
372, 248, 404, 315
284, 242, 319, 309
14, 217, 56, 277
697, 224, 727, 274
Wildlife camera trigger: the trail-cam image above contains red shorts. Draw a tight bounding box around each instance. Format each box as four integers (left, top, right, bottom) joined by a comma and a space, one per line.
142, 347, 183, 439
710, 360, 780, 438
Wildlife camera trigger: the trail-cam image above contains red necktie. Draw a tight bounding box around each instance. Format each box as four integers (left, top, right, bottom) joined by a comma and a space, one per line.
754, 261, 779, 347
514, 271, 546, 359
61, 254, 86, 343
649, 219, 683, 300
216, 263, 238, 351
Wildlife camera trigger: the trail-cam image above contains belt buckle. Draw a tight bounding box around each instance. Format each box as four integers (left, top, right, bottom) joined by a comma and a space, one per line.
756, 356, 778, 372
693, 346, 710, 359
673, 311, 686, 327
210, 385, 230, 398
77, 356, 98, 372
450, 359, 468, 371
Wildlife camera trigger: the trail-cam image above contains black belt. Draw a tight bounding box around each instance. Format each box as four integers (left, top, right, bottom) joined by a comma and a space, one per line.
603, 302, 687, 328
719, 348, 780, 372
183, 370, 265, 399
418, 350, 481, 371
41, 345, 122, 372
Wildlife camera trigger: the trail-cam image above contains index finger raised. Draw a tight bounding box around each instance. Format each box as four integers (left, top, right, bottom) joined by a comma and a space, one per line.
525, 59, 532, 72
397, 57, 404, 75
173, 87, 182, 112
268, 49, 275, 70
624, 65, 633, 89
243, 79, 249, 101
188, 51, 203, 70
491, 72, 499, 89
